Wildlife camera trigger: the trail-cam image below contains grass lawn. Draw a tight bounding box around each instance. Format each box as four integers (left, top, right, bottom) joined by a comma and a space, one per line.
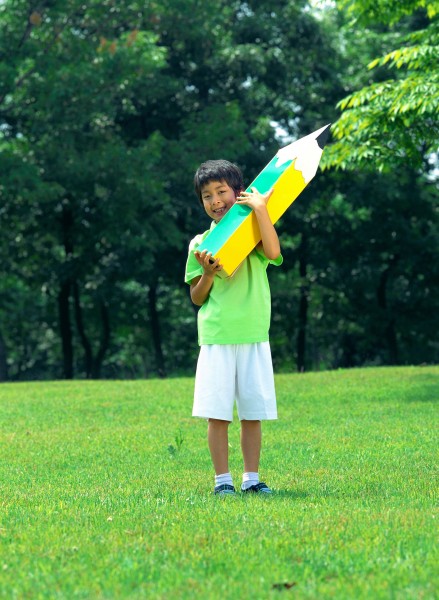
0, 366, 438, 599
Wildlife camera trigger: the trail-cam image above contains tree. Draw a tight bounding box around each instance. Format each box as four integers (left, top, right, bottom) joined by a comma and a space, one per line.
267, 1, 439, 370
324, 0, 439, 171
2, 0, 436, 379
0, 1, 173, 378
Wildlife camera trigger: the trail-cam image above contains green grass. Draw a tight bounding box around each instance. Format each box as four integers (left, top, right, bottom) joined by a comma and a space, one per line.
0, 366, 438, 599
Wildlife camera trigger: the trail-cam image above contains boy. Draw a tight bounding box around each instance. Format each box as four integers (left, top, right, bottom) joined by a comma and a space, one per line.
184, 159, 282, 496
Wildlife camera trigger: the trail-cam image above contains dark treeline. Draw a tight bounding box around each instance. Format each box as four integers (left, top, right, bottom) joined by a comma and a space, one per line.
0, 0, 438, 380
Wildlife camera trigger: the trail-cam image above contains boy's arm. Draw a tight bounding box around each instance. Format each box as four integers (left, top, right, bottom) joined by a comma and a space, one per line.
190, 250, 222, 306
236, 188, 281, 260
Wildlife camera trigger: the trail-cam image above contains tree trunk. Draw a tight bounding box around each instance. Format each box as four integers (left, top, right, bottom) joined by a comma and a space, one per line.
58, 281, 74, 379
148, 281, 166, 378
377, 259, 399, 364
73, 282, 111, 379
73, 281, 93, 378
339, 333, 357, 368
92, 301, 110, 379
59, 203, 74, 379
297, 233, 308, 372
0, 331, 8, 381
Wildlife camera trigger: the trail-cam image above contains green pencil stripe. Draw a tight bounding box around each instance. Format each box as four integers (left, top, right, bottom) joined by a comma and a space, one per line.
246, 156, 293, 194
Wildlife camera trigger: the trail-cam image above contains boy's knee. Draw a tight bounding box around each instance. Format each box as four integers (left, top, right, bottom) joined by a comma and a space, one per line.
208, 418, 230, 426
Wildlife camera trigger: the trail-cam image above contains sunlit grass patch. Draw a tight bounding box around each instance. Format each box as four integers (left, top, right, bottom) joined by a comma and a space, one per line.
0, 366, 438, 598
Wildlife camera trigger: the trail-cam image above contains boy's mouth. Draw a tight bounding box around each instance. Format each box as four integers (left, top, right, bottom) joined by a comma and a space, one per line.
213, 206, 227, 217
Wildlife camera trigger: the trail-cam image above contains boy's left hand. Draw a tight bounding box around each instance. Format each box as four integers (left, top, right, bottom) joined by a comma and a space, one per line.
235, 187, 273, 210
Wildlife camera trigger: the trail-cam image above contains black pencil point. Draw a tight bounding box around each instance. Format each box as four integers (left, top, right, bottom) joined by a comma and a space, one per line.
316, 124, 331, 149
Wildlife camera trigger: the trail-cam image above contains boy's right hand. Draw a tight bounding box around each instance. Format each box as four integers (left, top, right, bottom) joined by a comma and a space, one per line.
194, 250, 223, 276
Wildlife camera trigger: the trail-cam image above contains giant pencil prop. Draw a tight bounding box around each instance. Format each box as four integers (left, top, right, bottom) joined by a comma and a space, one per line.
201, 124, 331, 278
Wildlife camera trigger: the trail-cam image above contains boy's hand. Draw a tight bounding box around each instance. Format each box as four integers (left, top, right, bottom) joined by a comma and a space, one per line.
235, 187, 273, 211
194, 250, 223, 276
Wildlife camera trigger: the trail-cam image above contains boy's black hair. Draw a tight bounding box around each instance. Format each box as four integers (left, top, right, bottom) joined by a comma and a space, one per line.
194, 159, 244, 205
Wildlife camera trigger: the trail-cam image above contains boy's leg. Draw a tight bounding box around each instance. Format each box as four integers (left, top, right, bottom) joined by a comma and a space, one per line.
240, 419, 272, 493
194, 345, 237, 494
208, 418, 231, 475
209, 418, 235, 494
236, 343, 276, 492
240, 419, 261, 473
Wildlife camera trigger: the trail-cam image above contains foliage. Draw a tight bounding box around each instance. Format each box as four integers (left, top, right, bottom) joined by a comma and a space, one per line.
0, 0, 438, 379
270, 166, 439, 370
338, 0, 439, 24
0, 367, 438, 597
0, 0, 178, 378
324, 0, 439, 170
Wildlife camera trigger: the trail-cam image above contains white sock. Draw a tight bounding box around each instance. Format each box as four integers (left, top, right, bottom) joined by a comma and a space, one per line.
215, 472, 234, 487
241, 471, 259, 490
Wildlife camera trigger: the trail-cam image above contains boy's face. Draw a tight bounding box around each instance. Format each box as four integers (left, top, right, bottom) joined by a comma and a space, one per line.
200, 179, 238, 222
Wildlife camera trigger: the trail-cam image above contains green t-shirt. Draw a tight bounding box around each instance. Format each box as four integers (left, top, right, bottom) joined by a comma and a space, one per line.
184, 222, 283, 345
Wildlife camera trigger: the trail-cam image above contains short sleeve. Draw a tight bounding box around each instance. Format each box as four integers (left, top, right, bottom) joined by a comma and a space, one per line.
254, 243, 283, 267
184, 235, 204, 285
269, 254, 283, 267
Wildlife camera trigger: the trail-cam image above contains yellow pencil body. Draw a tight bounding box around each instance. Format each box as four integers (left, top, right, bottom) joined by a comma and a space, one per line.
200, 124, 330, 278
215, 163, 306, 278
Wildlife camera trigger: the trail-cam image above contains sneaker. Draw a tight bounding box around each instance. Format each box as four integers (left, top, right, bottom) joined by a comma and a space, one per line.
241, 482, 272, 494
214, 483, 236, 496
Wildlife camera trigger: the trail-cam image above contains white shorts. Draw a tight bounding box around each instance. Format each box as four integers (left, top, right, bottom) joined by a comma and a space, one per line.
193, 342, 278, 422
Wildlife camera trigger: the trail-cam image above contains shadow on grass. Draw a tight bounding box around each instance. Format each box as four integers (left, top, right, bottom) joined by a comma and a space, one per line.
271, 489, 311, 499
402, 374, 439, 403
213, 490, 312, 501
